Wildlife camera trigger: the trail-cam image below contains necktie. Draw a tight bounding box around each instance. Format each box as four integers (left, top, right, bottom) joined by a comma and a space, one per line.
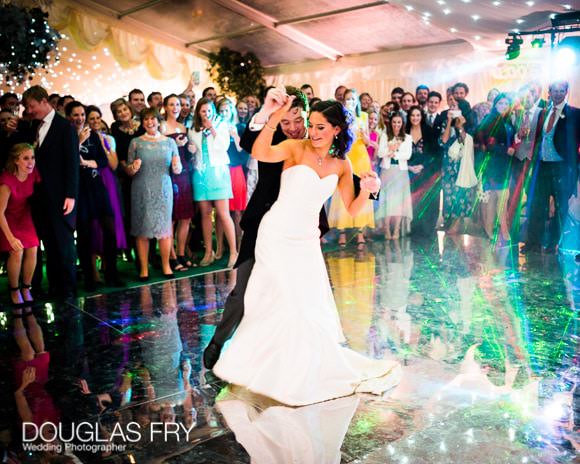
520, 111, 530, 139
546, 108, 557, 133
429, 114, 434, 126
35, 120, 44, 147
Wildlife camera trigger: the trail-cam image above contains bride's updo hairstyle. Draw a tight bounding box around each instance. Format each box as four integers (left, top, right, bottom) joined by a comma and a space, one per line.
310, 100, 354, 160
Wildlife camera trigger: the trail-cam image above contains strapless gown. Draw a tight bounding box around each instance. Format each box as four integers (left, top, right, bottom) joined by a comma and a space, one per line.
213, 164, 401, 406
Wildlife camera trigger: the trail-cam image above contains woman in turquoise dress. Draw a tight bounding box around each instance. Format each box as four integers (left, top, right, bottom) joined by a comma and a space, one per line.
188, 98, 237, 268
127, 108, 182, 280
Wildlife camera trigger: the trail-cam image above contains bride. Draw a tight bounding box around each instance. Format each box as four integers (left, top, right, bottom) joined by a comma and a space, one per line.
213, 94, 401, 406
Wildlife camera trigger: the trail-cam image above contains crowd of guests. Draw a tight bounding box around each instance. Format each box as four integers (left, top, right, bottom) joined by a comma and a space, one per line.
327, 81, 578, 255
0, 77, 578, 302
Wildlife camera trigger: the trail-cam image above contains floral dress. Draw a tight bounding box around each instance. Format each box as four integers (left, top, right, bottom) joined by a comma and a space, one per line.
440, 127, 475, 221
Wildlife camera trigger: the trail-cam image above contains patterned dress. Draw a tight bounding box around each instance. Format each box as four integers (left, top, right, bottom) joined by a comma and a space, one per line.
441, 128, 475, 221
128, 137, 178, 238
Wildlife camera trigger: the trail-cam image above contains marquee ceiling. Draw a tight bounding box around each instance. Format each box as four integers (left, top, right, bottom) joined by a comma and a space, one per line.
71, 0, 576, 66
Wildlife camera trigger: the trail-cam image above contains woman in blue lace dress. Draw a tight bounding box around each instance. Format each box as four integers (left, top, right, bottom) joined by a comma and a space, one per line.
127, 108, 182, 280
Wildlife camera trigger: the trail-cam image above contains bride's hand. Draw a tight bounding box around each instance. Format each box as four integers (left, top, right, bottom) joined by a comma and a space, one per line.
360, 172, 381, 194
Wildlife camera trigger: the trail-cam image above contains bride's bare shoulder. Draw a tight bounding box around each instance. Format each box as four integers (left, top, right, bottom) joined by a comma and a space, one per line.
337, 156, 353, 177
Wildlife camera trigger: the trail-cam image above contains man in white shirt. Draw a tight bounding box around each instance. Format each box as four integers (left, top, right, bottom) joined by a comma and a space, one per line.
22, 85, 79, 301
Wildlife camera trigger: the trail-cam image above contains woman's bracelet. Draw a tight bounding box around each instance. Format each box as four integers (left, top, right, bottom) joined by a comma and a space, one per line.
265, 122, 277, 132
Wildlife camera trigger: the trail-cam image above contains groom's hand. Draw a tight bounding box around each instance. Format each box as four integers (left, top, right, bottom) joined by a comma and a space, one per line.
253, 87, 287, 124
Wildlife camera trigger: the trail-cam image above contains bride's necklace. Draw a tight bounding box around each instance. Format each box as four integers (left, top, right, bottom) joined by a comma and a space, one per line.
315, 151, 327, 166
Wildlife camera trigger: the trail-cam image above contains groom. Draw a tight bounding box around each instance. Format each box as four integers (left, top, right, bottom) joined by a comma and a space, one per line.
203, 87, 374, 369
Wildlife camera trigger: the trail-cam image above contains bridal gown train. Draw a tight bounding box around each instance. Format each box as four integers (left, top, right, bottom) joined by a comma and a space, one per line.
213, 164, 401, 406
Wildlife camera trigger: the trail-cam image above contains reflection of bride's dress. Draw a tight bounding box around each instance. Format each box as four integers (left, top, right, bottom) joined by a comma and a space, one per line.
214, 165, 401, 405
217, 394, 359, 464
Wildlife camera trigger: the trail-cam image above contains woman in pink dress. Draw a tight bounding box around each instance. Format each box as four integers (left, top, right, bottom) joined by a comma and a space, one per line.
217, 98, 248, 253
366, 109, 380, 172
0, 143, 40, 306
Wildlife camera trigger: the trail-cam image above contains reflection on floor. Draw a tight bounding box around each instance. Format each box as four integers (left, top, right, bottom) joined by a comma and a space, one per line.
0, 234, 579, 463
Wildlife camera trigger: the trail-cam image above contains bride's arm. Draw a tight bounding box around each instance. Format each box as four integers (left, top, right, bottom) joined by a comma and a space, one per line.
251, 97, 297, 163
337, 159, 376, 217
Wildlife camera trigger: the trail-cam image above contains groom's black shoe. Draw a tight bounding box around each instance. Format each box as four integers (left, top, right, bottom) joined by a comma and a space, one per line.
203, 341, 222, 370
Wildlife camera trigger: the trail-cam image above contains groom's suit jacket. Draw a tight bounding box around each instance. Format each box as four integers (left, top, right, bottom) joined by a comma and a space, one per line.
235, 125, 366, 268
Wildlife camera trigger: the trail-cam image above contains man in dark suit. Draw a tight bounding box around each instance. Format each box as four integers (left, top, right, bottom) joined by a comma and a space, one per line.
432, 87, 454, 140
424, 91, 442, 129
22, 86, 79, 301
521, 80, 579, 254
203, 87, 371, 369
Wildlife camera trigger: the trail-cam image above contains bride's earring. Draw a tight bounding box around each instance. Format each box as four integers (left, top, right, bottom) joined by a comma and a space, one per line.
329, 135, 338, 156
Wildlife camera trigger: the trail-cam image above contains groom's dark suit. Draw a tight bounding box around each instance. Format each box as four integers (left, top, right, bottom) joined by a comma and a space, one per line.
205, 123, 367, 366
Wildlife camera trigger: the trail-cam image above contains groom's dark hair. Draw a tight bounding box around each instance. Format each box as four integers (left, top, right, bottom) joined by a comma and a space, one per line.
310, 100, 354, 160
285, 86, 309, 113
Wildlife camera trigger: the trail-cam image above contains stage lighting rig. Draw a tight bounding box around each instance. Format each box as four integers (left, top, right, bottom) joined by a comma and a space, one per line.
503, 10, 580, 61
505, 33, 523, 60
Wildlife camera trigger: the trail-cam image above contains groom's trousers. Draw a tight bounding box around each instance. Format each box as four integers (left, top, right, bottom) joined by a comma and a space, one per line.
211, 258, 256, 346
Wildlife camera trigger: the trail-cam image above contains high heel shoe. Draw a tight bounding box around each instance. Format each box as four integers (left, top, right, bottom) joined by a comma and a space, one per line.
20, 283, 34, 305
227, 252, 238, 268
200, 252, 216, 267
9, 287, 25, 308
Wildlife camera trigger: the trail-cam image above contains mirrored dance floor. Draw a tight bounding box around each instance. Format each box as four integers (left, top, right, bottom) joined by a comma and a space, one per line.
1, 234, 578, 463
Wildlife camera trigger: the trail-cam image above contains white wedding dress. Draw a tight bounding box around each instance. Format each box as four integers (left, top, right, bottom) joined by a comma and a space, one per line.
214, 164, 401, 406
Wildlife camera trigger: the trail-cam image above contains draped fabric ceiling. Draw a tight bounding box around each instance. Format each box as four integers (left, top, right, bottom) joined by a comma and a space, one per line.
6, 0, 578, 107
58, 0, 574, 66
49, 1, 208, 81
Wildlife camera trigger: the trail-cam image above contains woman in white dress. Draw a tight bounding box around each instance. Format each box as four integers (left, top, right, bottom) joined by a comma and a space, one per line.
376, 113, 413, 239
213, 94, 401, 406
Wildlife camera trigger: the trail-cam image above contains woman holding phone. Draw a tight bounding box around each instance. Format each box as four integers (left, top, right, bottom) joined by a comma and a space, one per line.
161, 94, 195, 271
65, 101, 123, 290
440, 95, 475, 233
188, 98, 237, 268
